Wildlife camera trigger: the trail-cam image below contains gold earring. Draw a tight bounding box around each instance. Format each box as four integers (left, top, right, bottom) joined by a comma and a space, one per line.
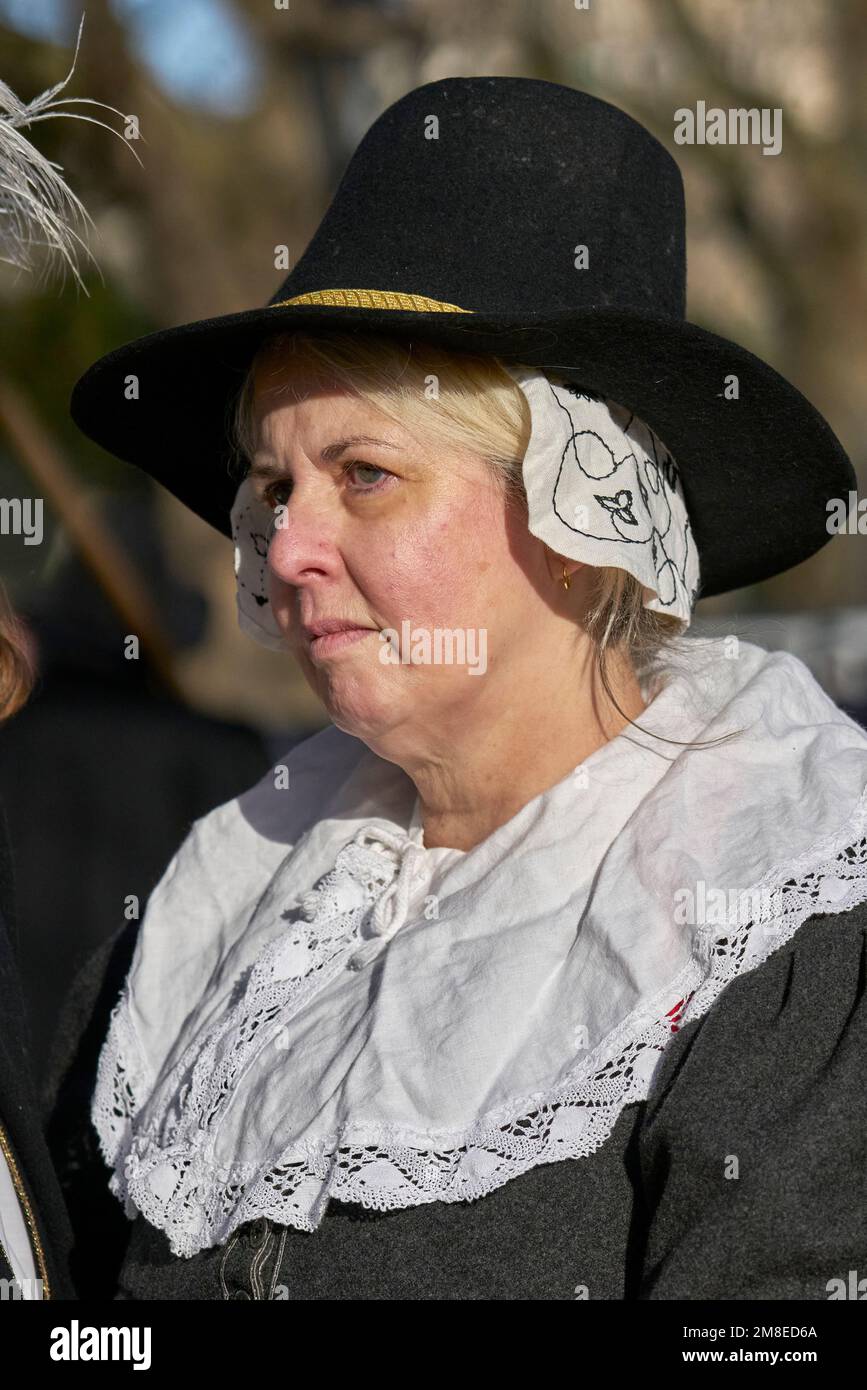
561, 564, 571, 591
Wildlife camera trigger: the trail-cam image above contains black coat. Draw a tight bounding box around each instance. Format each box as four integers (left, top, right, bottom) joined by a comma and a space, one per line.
0, 805, 75, 1300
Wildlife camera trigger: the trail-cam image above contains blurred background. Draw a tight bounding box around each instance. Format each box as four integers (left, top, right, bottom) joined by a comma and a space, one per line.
0, 0, 865, 1079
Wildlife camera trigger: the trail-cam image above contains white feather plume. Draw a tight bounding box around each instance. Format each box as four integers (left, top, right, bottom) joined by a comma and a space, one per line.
0, 10, 141, 294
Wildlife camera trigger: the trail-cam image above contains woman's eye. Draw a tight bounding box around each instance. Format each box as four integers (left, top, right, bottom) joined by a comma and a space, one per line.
258, 460, 392, 511
262, 480, 292, 510
343, 460, 392, 491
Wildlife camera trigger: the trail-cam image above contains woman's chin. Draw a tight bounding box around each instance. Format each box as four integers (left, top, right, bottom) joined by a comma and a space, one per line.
316, 682, 397, 742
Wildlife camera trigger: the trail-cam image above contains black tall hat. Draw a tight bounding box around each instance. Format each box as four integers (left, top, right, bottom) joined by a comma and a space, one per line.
69, 75, 854, 599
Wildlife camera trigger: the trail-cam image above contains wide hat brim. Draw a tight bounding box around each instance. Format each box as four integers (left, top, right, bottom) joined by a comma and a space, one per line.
69, 299, 854, 600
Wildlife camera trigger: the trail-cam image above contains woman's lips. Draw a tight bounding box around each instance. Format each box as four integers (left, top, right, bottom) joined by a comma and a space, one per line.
307, 626, 375, 658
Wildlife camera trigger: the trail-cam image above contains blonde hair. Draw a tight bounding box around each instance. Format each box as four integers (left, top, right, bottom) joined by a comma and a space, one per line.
0, 584, 35, 722
230, 329, 717, 747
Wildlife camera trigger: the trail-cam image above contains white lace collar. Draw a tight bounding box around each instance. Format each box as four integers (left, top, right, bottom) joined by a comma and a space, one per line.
92, 638, 867, 1257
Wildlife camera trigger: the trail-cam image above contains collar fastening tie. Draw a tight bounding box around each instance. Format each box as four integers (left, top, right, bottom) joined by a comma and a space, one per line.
347, 827, 428, 971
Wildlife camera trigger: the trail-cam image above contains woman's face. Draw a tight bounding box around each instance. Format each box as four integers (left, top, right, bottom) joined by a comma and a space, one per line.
248, 360, 560, 754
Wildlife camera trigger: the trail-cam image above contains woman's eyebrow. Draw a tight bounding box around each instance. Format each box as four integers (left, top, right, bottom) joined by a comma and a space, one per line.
320, 435, 400, 461
249, 436, 400, 478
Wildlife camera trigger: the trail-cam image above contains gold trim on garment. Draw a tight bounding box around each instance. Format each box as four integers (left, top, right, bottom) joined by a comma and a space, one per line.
269, 288, 473, 313
0, 1119, 51, 1298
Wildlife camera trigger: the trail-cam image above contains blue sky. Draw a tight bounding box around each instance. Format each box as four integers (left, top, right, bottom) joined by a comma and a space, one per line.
0, 0, 259, 114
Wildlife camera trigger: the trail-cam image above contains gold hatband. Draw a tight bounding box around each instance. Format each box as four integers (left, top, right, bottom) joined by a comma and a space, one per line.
269, 288, 472, 313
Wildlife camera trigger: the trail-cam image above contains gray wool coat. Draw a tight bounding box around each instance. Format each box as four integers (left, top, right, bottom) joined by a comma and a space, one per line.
43, 900, 867, 1301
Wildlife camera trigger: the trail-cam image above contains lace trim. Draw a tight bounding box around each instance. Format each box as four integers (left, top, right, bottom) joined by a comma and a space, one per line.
92, 793, 867, 1258
92, 833, 401, 1163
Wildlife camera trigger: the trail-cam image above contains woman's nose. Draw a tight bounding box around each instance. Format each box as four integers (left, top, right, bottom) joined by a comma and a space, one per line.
266, 495, 341, 587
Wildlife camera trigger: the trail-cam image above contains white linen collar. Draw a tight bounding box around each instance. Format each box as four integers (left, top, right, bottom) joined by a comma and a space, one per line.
92, 637, 867, 1256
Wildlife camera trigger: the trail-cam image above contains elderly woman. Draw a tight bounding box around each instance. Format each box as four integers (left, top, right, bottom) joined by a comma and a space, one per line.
62, 77, 867, 1301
